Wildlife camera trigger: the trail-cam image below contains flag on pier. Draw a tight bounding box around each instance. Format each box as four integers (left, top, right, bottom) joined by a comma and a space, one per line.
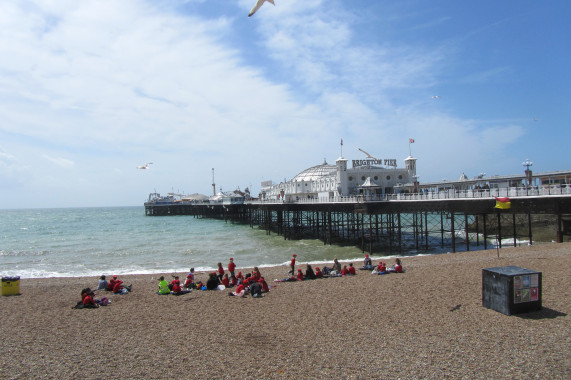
494, 197, 511, 210
409, 138, 415, 143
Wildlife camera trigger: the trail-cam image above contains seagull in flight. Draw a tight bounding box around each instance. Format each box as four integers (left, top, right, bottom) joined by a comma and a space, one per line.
432, 95, 440, 99
248, 0, 275, 17
358, 148, 379, 161
137, 162, 153, 170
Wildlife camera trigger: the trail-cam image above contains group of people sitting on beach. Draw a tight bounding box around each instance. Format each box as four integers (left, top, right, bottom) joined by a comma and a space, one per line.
74, 274, 132, 308
156, 254, 404, 298
97, 275, 132, 294
361, 254, 404, 274
77, 255, 404, 307
73, 287, 111, 309
278, 255, 359, 282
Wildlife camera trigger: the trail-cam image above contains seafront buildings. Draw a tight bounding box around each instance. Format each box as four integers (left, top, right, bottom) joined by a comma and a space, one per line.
259, 155, 418, 202
148, 153, 570, 205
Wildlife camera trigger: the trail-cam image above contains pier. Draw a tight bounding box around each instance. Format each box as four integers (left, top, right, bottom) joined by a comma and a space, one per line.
145, 186, 571, 255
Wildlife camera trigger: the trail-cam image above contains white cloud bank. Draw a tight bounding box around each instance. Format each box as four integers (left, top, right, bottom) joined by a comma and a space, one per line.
0, 0, 532, 208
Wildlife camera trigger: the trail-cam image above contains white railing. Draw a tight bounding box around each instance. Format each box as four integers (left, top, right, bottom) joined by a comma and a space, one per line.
249, 184, 571, 204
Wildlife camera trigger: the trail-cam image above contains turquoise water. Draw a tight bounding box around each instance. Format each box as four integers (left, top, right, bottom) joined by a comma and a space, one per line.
0, 207, 367, 278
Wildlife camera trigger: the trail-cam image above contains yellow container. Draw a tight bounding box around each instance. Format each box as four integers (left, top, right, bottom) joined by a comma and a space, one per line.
1, 276, 20, 296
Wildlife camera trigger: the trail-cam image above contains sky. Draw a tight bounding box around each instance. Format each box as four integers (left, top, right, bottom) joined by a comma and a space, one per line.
0, 0, 569, 209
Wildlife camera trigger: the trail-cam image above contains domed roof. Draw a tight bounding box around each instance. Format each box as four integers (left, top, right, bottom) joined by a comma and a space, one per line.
293, 161, 336, 182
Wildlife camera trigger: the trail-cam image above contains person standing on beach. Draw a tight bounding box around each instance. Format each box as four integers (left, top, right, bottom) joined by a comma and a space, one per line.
289, 254, 297, 276
228, 258, 236, 277
217, 262, 225, 282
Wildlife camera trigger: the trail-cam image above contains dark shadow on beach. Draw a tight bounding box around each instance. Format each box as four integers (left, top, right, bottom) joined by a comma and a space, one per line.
515, 307, 567, 320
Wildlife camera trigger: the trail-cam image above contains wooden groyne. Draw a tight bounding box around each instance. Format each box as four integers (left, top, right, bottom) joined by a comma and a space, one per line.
144, 196, 571, 254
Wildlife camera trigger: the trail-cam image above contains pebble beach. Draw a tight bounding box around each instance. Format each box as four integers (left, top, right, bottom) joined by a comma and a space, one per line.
1, 243, 569, 379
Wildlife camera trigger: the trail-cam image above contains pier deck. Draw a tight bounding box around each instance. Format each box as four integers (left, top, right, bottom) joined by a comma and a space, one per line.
145, 193, 571, 254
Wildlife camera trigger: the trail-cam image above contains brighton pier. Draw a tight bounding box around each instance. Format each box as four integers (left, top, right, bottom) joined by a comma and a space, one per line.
144, 186, 571, 254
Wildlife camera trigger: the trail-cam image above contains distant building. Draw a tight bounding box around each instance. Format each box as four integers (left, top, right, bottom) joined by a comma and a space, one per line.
260, 156, 417, 201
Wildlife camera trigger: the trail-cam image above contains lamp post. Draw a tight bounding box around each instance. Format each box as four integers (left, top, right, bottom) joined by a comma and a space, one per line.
522, 158, 533, 187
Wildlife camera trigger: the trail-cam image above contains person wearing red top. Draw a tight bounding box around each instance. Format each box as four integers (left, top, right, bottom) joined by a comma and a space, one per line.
296, 268, 304, 281
111, 276, 132, 294
393, 258, 403, 273
221, 274, 230, 288
230, 283, 246, 297
217, 262, 225, 281
259, 277, 269, 292
171, 276, 182, 293
341, 265, 349, 276
113, 279, 124, 293
230, 275, 237, 287
107, 276, 117, 291
315, 267, 323, 278
183, 273, 194, 290
236, 271, 244, 281
252, 267, 262, 282
289, 254, 297, 277
228, 258, 236, 277
348, 263, 356, 275
377, 262, 387, 272
82, 292, 98, 308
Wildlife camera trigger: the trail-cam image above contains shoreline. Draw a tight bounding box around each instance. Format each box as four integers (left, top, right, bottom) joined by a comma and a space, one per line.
6, 239, 561, 280
1, 243, 569, 378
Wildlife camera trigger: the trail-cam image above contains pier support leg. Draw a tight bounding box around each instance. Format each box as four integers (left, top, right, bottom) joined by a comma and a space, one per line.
528, 211, 533, 245
451, 213, 456, 253
483, 214, 488, 250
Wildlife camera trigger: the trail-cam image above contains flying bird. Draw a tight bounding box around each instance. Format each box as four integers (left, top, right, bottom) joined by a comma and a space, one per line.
358, 148, 379, 161
432, 95, 440, 99
137, 162, 153, 170
248, 0, 275, 17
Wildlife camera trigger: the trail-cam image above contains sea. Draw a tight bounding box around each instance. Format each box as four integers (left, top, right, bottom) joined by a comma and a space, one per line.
0, 206, 371, 279
1, 206, 529, 279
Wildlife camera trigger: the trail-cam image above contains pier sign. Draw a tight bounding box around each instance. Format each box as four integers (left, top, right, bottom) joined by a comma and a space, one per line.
352, 159, 397, 168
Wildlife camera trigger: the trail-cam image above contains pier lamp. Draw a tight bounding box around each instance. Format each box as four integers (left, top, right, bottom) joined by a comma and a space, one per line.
522, 158, 533, 187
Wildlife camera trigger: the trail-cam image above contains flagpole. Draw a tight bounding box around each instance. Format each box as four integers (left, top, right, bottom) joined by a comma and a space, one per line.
340, 138, 343, 157
409, 139, 411, 156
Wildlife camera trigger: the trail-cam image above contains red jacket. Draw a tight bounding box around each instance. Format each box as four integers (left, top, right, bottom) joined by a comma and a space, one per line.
228, 262, 236, 273
82, 294, 96, 306
171, 279, 181, 293
113, 280, 123, 293
348, 266, 356, 275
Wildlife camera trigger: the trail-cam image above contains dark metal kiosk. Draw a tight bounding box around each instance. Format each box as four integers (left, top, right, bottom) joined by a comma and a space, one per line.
482, 266, 542, 315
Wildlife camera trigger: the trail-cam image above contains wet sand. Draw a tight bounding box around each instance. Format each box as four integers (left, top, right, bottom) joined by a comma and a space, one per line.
1, 243, 569, 379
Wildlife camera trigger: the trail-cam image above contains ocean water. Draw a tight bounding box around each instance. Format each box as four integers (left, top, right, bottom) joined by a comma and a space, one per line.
0, 207, 368, 279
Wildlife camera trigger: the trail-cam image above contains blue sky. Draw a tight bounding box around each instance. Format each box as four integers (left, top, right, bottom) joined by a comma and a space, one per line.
0, 0, 569, 208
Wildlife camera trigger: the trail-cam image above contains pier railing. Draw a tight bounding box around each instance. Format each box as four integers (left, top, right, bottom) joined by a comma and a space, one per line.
251, 184, 571, 204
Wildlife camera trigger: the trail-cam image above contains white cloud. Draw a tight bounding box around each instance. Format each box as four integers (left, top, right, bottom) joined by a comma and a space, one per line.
42, 154, 75, 169
0, 0, 538, 208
